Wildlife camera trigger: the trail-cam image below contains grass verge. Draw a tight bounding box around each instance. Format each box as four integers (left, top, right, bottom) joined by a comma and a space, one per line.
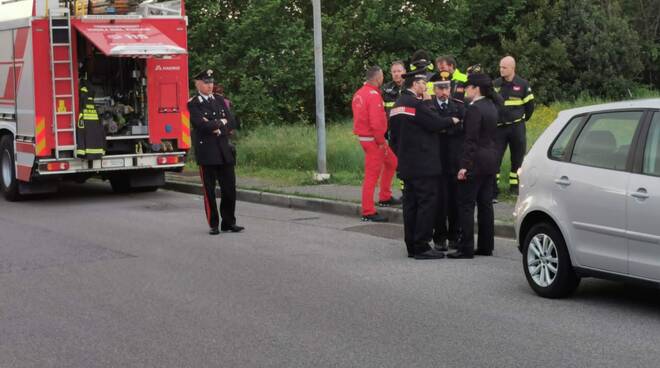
185, 90, 659, 194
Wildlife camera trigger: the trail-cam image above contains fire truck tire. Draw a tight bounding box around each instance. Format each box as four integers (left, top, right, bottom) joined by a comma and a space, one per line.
0, 135, 21, 201
109, 176, 131, 193
134, 186, 159, 193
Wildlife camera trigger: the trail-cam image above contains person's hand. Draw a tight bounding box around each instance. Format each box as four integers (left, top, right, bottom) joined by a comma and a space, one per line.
451, 117, 460, 124
422, 92, 432, 101
380, 142, 389, 154
213, 129, 221, 136
220, 118, 228, 125
457, 168, 468, 181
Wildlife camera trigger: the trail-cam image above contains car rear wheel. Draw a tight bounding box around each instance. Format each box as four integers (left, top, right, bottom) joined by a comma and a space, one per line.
522, 223, 580, 298
0, 135, 20, 201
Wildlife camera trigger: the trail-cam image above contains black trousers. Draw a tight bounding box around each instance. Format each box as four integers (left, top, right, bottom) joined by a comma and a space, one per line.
494, 122, 526, 195
402, 176, 439, 255
433, 174, 460, 245
199, 164, 237, 229
458, 174, 495, 255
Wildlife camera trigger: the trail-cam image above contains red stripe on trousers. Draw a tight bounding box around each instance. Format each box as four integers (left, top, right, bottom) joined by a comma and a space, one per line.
199, 166, 211, 226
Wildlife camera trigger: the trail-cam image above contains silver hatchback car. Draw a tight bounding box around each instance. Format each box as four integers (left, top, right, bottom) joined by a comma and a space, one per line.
514, 99, 660, 298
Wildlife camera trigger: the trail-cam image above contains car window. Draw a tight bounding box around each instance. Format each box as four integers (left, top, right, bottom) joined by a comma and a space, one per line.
570, 111, 643, 171
643, 113, 660, 176
549, 116, 583, 161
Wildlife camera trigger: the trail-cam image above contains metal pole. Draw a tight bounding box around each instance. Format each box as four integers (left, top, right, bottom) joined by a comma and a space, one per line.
312, 0, 329, 180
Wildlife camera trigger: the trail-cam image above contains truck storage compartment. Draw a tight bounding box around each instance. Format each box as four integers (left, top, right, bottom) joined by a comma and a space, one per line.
77, 41, 151, 155
82, 49, 148, 136
73, 21, 189, 156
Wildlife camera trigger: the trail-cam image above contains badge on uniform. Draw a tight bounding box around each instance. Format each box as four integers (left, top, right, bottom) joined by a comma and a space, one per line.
513, 85, 521, 91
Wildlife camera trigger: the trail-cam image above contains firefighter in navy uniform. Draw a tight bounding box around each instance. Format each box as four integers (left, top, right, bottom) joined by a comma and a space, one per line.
389, 65, 460, 260
382, 61, 407, 195
382, 60, 406, 125
188, 69, 244, 235
428, 71, 466, 251
76, 76, 105, 159
493, 56, 534, 199
408, 49, 436, 96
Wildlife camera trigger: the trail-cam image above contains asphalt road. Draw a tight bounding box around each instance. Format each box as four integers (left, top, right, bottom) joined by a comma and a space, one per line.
1, 182, 660, 368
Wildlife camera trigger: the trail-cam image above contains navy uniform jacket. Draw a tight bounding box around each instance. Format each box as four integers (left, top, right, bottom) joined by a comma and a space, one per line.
493, 75, 535, 124
382, 81, 404, 114
389, 89, 455, 179
460, 97, 499, 175
188, 93, 237, 166
428, 96, 465, 176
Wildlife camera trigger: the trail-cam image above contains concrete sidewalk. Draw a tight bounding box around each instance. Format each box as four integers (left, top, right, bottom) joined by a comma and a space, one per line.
164, 171, 516, 238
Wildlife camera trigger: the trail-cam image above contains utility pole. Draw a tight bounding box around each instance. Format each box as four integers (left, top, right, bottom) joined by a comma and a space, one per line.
312, 0, 330, 181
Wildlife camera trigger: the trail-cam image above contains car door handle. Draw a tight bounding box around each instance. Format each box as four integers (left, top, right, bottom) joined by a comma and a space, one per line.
631, 188, 649, 200
554, 176, 571, 186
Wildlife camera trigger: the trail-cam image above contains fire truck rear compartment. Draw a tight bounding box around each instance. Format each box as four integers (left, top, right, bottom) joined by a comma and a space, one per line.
77, 36, 166, 156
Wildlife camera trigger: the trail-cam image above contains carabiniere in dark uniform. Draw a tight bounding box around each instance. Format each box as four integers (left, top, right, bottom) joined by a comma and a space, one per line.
389, 66, 459, 260
447, 72, 499, 259
426, 71, 466, 251
189, 69, 244, 235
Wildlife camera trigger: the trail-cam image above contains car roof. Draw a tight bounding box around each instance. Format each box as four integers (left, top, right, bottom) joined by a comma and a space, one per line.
558, 98, 660, 118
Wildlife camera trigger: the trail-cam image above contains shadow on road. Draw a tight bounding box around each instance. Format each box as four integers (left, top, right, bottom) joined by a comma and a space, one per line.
24, 181, 158, 202
567, 280, 660, 313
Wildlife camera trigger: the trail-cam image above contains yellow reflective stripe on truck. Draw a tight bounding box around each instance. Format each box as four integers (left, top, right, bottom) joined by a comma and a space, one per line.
35, 117, 48, 156
181, 112, 191, 148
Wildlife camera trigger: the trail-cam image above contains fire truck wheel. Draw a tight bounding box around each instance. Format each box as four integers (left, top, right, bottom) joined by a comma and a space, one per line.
0, 135, 20, 201
110, 176, 131, 193
134, 186, 159, 193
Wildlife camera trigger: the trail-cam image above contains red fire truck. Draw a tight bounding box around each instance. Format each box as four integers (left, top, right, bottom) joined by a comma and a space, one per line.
0, 0, 190, 200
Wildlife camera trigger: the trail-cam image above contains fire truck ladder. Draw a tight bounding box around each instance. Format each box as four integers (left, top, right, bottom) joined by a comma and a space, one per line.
48, 8, 77, 159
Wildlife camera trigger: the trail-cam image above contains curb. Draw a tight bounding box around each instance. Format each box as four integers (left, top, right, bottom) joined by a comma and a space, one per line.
163, 179, 515, 239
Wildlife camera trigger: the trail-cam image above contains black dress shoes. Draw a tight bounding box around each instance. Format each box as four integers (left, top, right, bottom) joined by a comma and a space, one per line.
414, 249, 446, 260
377, 197, 402, 207
474, 249, 493, 256
209, 227, 220, 235
221, 225, 245, 233
361, 213, 389, 222
446, 251, 474, 259
434, 242, 448, 252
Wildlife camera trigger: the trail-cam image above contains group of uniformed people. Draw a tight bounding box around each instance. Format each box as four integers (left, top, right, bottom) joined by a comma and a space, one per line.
353, 50, 534, 260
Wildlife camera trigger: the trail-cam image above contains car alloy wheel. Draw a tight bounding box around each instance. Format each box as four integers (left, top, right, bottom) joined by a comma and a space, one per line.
527, 233, 559, 287
522, 222, 580, 298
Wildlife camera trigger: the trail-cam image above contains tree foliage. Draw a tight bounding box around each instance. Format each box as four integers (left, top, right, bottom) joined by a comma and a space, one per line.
186, 0, 659, 126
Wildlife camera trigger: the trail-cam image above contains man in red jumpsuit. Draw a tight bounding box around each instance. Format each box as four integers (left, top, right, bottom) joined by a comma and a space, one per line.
352, 66, 400, 222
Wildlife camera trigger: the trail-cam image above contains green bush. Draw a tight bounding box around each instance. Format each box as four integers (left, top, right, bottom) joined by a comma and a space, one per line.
186, 0, 658, 127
